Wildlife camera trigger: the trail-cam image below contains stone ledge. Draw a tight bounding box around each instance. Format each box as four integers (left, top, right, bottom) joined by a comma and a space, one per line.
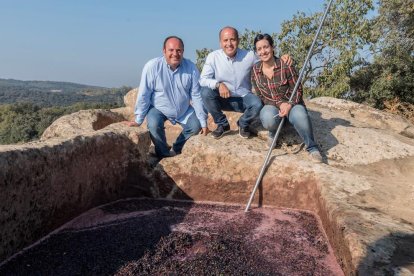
0, 124, 151, 261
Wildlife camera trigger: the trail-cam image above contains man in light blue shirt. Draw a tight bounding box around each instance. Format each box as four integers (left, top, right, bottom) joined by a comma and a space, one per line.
200, 26, 290, 139
125, 36, 208, 158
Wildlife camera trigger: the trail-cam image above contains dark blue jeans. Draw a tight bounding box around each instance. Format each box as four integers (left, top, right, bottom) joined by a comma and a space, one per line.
260, 104, 318, 152
200, 87, 262, 128
146, 107, 201, 158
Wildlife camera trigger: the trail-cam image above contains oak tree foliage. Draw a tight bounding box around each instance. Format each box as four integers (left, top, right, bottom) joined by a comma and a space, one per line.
195, 0, 413, 113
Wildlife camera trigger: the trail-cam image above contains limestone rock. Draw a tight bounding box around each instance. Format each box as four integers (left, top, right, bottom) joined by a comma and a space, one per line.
124, 87, 138, 110
0, 123, 152, 261
41, 109, 125, 140
112, 87, 137, 122
22, 87, 414, 274
309, 97, 414, 138
110, 106, 133, 121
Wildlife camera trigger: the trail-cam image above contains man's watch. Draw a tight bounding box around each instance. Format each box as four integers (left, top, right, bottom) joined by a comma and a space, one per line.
215, 82, 221, 90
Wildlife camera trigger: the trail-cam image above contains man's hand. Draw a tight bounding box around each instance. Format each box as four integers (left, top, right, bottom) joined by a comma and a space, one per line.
279, 102, 292, 117
280, 54, 293, 66
123, 121, 140, 127
200, 127, 209, 135
218, 83, 231, 98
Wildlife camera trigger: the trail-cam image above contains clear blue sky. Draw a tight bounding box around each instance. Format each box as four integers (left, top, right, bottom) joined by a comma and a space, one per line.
0, 0, 324, 88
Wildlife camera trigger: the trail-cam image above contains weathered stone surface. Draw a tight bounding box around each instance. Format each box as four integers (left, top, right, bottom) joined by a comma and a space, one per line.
152, 98, 414, 275
309, 97, 414, 138
111, 106, 133, 121
305, 101, 414, 167
3, 92, 414, 275
0, 123, 152, 261
41, 109, 125, 140
113, 87, 139, 121
123, 87, 138, 111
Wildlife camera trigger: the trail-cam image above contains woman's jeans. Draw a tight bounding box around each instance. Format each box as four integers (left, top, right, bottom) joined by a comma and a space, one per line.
146, 107, 201, 158
260, 104, 318, 152
200, 87, 262, 128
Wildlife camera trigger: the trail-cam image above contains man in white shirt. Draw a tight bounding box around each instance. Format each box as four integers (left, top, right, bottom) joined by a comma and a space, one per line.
200, 26, 290, 139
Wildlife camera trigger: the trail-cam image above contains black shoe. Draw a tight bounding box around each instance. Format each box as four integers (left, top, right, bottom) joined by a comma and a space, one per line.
239, 125, 250, 138
148, 155, 161, 168
211, 124, 230, 139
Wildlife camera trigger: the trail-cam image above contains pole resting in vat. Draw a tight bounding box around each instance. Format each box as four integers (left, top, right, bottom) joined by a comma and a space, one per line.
245, 0, 335, 212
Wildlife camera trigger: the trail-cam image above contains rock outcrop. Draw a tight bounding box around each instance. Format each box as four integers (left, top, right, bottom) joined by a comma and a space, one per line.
309, 97, 414, 139
41, 109, 125, 140
110, 87, 139, 121
2, 88, 414, 275
0, 123, 152, 262
149, 97, 414, 275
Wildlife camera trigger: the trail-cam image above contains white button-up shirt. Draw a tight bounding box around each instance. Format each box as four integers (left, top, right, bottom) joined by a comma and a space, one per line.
199, 49, 259, 97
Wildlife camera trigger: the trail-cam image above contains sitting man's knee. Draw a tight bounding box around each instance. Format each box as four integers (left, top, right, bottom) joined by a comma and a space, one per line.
249, 95, 263, 109
190, 122, 202, 135
190, 127, 201, 136
185, 115, 202, 135
147, 117, 164, 131
252, 101, 263, 113
200, 87, 215, 99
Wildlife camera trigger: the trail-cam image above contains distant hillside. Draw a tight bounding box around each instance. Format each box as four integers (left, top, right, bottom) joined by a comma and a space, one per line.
0, 78, 132, 107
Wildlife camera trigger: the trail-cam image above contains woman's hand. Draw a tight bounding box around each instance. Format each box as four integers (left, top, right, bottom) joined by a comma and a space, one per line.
280, 54, 293, 66
279, 102, 292, 117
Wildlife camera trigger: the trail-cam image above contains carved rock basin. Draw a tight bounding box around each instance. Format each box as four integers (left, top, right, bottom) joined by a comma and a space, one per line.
0, 198, 343, 275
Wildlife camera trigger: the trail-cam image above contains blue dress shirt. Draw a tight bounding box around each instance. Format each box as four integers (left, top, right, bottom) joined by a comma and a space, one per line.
199, 49, 259, 97
135, 56, 207, 128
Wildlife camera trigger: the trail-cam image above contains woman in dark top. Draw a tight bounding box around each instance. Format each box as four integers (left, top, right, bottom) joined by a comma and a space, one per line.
251, 33, 322, 163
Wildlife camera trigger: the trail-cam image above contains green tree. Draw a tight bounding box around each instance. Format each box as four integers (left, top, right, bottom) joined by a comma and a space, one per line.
196, 48, 213, 72
278, 0, 374, 98
36, 106, 67, 136
238, 29, 277, 52
350, 0, 414, 107
0, 102, 122, 145
0, 103, 41, 144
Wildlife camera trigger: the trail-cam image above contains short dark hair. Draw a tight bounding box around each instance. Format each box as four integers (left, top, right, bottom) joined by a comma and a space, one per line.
219, 26, 239, 40
163, 36, 184, 49
253, 33, 274, 51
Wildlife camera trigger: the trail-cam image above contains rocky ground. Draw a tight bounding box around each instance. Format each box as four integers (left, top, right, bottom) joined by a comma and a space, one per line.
2, 90, 412, 275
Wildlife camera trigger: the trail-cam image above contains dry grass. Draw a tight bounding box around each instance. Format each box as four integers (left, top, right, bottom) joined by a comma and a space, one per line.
384, 98, 414, 124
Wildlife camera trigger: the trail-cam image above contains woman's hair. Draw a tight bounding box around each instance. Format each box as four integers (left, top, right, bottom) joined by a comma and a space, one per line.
253, 33, 274, 51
